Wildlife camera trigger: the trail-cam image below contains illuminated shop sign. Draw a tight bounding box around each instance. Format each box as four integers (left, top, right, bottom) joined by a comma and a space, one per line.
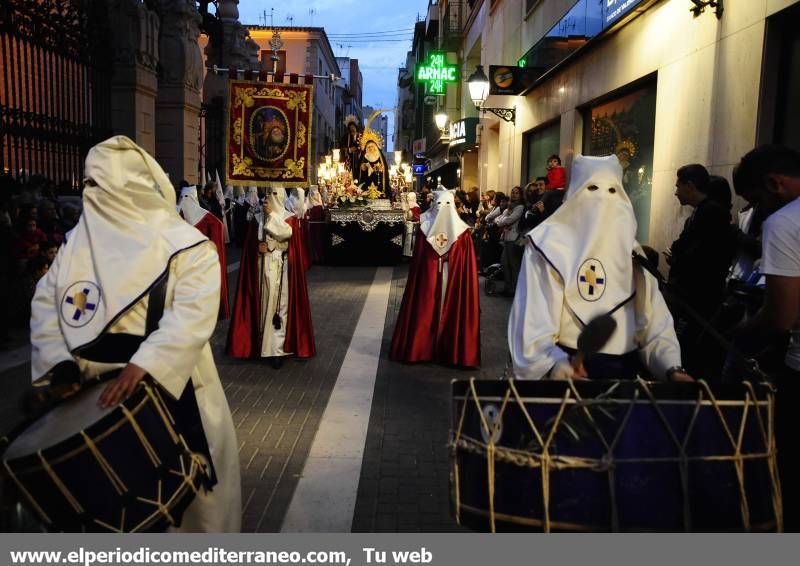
415, 51, 459, 96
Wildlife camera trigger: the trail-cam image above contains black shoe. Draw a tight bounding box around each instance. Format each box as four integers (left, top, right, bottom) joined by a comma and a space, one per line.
269, 357, 284, 369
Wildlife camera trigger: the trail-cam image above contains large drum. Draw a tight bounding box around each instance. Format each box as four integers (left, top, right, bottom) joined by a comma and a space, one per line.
451, 378, 781, 532
1, 377, 211, 532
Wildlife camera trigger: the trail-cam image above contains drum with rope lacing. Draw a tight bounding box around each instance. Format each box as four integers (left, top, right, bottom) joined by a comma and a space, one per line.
450, 378, 781, 532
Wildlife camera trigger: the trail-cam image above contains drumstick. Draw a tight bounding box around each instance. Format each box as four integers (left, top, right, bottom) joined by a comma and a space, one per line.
573, 314, 618, 374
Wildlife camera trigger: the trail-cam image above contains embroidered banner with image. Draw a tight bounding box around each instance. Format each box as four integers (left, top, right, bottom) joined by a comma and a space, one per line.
226, 80, 313, 187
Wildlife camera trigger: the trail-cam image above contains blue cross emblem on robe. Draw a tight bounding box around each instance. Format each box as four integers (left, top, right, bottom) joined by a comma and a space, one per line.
66, 288, 97, 321
61, 281, 102, 327
578, 259, 606, 301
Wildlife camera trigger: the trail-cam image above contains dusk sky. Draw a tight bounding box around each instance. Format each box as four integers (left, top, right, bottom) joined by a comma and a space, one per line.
233, 1, 430, 150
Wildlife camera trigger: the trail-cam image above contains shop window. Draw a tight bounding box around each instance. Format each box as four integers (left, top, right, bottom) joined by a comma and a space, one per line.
583, 80, 657, 244
758, 3, 800, 150
523, 120, 560, 186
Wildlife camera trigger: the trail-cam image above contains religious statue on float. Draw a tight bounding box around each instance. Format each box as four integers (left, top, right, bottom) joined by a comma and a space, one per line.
356, 116, 391, 201
339, 115, 362, 174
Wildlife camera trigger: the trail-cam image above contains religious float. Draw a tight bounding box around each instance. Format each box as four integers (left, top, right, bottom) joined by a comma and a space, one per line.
317, 111, 414, 265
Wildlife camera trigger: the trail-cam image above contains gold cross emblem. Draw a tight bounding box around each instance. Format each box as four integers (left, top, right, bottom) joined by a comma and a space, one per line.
583, 266, 597, 287
72, 291, 87, 313
435, 233, 448, 248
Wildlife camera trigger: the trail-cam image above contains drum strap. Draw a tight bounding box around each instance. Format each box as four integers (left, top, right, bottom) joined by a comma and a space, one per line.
143, 274, 218, 490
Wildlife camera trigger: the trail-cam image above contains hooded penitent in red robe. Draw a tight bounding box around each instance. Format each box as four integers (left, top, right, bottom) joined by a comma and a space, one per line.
194, 214, 230, 320
226, 203, 315, 359
390, 191, 480, 367
179, 185, 229, 320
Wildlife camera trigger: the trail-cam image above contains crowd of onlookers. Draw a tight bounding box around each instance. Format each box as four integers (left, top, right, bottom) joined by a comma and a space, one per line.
417, 155, 569, 296
0, 174, 82, 345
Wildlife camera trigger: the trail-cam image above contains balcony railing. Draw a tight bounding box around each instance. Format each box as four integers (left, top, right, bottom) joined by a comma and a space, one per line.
440, 0, 464, 49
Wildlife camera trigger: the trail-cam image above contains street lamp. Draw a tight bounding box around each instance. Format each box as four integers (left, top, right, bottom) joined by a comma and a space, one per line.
466, 64, 516, 124
467, 65, 490, 108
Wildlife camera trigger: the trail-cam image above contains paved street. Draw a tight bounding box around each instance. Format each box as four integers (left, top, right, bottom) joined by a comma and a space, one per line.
0, 259, 511, 533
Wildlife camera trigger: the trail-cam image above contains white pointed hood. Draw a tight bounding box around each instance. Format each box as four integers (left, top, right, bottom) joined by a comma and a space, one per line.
56, 135, 206, 352
419, 189, 448, 235
424, 190, 469, 256
246, 186, 259, 208
308, 185, 323, 207
406, 192, 418, 209
266, 186, 291, 220
529, 154, 637, 324
285, 188, 306, 218
178, 186, 209, 226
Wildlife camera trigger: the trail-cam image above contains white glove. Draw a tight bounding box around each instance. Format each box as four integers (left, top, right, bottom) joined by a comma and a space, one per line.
549, 358, 575, 380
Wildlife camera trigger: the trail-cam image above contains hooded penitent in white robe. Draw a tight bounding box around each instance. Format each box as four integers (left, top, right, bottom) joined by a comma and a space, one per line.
259, 187, 294, 357
403, 192, 420, 257
29, 136, 241, 532
508, 154, 681, 380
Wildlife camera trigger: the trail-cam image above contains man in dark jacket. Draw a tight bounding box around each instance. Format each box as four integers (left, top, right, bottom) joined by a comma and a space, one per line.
666, 163, 735, 378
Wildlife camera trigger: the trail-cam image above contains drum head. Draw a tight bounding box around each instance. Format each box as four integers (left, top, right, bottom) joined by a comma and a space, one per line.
4, 379, 118, 461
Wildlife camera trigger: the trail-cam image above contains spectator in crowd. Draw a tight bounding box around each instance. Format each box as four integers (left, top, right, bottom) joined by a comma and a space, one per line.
14, 217, 48, 260
728, 165, 768, 285
466, 187, 481, 218
729, 144, 800, 530
477, 190, 495, 219
37, 201, 63, 243
546, 154, 567, 191
11, 255, 49, 328
708, 175, 733, 218
520, 176, 565, 233
493, 186, 525, 296
480, 191, 506, 272
42, 240, 59, 265
419, 181, 434, 213
454, 190, 474, 225
666, 164, 736, 379
58, 205, 81, 235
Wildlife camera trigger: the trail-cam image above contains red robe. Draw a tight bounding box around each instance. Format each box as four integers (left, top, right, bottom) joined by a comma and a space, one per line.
297, 215, 312, 272
409, 206, 420, 222
226, 217, 316, 359
193, 212, 230, 320
306, 205, 327, 264
390, 229, 480, 367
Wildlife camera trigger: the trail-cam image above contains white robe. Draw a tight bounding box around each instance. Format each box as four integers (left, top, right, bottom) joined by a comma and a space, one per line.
258, 210, 293, 358
30, 241, 242, 533
508, 242, 682, 381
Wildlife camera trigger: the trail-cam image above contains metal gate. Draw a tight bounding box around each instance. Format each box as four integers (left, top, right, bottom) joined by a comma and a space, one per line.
0, 0, 112, 187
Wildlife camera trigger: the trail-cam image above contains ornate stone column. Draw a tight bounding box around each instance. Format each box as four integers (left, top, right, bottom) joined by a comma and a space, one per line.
154, 0, 204, 185
108, 0, 160, 154
201, 0, 258, 179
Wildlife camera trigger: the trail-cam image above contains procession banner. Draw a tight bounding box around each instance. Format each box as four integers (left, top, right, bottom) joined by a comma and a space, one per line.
226, 80, 313, 187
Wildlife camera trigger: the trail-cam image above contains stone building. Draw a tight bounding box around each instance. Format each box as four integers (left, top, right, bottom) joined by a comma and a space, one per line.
243, 26, 341, 170
335, 57, 364, 140
461, 0, 800, 255
1, 0, 218, 187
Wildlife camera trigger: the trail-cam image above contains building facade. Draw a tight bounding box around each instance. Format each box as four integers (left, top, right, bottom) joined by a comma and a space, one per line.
2, 0, 207, 187
335, 57, 364, 136
245, 26, 341, 175
458, 0, 800, 256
